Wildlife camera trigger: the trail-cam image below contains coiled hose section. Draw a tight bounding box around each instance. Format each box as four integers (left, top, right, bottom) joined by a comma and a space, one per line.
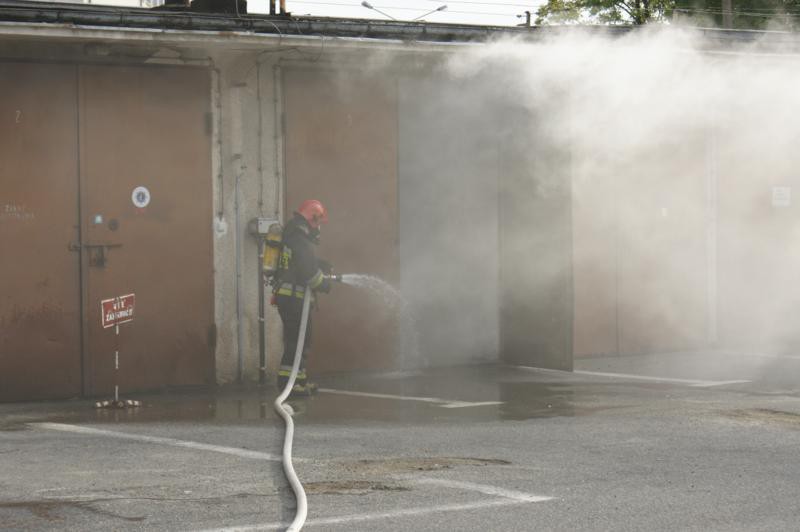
273, 287, 311, 532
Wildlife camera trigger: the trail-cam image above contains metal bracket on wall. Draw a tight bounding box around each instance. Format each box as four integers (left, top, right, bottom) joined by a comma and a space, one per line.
69, 242, 123, 268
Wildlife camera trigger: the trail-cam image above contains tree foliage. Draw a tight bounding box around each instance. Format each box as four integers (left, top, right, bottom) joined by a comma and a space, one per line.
534, 0, 800, 27
673, 0, 800, 30
535, 0, 675, 24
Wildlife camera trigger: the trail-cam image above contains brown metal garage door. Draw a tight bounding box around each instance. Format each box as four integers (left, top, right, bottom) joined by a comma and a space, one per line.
0, 63, 82, 401
0, 62, 214, 401
283, 68, 399, 373
79, 65, 214, 396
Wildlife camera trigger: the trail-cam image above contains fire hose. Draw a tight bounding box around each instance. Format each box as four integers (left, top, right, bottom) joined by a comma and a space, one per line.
273, 286, 312, 532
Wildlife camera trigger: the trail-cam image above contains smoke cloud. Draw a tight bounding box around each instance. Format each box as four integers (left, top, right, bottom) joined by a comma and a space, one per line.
315, 27, 800, 376
439, 28, 800, 365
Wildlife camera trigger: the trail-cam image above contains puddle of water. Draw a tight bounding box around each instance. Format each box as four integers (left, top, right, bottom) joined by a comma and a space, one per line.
1, 389, 276, 429
497, 382, 577, 420
35, 383, 590, 425
6, 367, 635, 427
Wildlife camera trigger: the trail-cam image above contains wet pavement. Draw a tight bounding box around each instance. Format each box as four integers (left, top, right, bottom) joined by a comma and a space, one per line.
3, 362, 800, 530
576, 349, 800, 394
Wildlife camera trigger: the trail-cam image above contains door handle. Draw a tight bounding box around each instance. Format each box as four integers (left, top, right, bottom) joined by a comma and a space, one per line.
80, 243, 123, 268
83, 243, 122, 249
69, 242, 123, 251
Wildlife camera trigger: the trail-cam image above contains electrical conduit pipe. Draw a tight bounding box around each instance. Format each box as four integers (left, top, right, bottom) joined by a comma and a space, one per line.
273, 287, 311, 532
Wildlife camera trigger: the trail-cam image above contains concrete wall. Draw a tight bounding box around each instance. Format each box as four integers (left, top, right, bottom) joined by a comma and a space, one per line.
211, 54, 284, 384
498, 108, 574, 371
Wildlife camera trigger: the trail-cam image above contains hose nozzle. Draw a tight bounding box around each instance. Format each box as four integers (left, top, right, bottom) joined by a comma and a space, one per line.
328, 274, 343, 283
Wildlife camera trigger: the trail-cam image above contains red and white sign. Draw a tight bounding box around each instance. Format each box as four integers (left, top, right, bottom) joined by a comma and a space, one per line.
101, 294, 136, 329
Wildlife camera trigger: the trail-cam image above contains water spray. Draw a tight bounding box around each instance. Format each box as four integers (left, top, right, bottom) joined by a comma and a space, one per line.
337, 273, 422, 369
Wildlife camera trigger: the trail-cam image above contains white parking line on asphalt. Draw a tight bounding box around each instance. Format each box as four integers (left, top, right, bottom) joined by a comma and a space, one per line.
31, 424, 553, 531
317, 388, 503, 408
572, 370, 750, 387
439, 401, 507, 409
726, 352, 800, 362
201, 480, 553, 531
30, 423, 283, 462
414, 478, 553, 503
199, 499, 530, 531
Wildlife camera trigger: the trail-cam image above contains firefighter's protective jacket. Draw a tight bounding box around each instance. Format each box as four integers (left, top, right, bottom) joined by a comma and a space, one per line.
275, 213, 328, 298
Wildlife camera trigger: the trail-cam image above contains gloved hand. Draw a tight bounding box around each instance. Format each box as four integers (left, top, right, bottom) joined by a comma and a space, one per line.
318, 259, 333, 274
317, 276, 332, 294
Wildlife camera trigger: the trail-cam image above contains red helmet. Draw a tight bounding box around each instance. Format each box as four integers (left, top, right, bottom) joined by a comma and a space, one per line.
297, 199, 328, 229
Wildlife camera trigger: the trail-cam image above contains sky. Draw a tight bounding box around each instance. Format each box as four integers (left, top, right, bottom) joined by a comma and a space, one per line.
246, 0, 542, 26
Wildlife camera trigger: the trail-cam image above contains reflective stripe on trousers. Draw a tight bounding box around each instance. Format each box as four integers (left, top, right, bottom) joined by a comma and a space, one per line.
276, 284, 306, 299
279, 366, 307, 380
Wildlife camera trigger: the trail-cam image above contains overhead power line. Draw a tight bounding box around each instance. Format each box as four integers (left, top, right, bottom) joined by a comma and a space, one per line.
673, 7, 800, 19
426, 0, 543, 6
290, 0, 520, 16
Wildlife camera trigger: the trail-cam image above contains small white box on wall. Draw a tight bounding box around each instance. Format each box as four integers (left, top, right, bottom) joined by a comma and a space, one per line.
772, 186, 791, 208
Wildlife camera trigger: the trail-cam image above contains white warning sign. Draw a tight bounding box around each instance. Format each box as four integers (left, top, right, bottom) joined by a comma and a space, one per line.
101, 294, 135, 329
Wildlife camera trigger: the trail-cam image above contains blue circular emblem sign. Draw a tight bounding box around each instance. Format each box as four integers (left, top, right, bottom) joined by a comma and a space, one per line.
132, 186, 151, 209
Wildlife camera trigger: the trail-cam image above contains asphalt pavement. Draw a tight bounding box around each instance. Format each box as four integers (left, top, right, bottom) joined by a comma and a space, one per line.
2, 358, 800, 531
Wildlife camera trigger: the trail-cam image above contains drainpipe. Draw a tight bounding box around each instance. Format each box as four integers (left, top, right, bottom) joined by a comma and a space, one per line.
256, 62, 267, 385
250, 62, 285, 385
721, 0, 733, 29
265, 63, 285, 384
273, 63, 284, 223
209, 65, 228, 387
235, 169, 245, 383
257, 238, 267, 384
230, 84, 246, 384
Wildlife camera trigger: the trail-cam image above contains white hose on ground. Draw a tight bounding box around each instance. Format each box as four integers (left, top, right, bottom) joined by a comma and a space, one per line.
273, 287, 312, 532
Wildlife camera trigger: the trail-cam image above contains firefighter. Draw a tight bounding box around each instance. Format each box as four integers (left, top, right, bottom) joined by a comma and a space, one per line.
275, 199, 332, 396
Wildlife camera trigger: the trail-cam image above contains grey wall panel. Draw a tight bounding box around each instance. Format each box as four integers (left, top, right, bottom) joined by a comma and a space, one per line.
398, 76, 500, 367
499, 110, 574, 371
284, 68, 400, 373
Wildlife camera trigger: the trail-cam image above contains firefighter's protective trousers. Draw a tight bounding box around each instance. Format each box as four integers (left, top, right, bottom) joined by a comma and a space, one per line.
277, 294, 312, 389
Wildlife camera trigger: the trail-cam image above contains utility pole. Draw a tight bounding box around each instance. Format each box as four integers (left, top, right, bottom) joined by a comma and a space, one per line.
721, 0, 733, 28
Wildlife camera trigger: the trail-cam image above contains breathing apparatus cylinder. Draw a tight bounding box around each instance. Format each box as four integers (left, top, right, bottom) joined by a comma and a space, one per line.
262, 223, 283, 281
